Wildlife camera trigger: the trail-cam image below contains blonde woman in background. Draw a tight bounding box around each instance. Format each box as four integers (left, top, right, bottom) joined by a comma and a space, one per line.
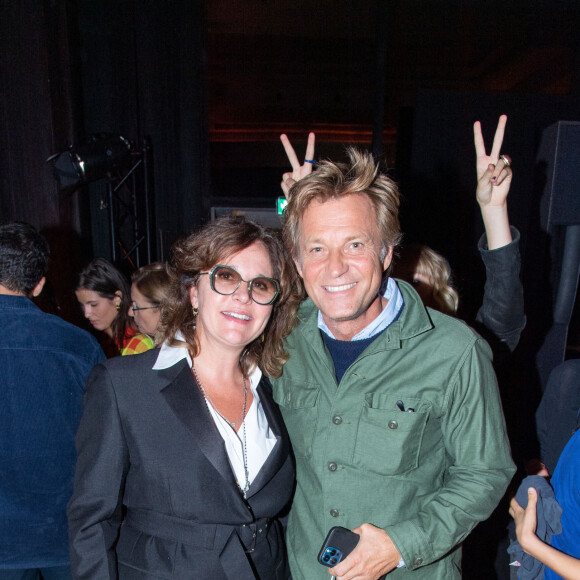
129, 262, 171, 342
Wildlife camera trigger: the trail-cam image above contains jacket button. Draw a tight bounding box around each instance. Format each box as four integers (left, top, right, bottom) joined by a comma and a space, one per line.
332, 415, 343, 425
330, 509, 339, 517
413, 557, 423, 566
328, 462, 338, 471
388, 420, 398, 430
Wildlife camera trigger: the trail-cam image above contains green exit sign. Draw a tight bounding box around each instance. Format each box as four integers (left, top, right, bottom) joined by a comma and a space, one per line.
277, 197, 288, 215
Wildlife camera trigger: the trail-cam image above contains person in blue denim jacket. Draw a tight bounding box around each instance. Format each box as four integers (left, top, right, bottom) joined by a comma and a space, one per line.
0, 222, 105, 580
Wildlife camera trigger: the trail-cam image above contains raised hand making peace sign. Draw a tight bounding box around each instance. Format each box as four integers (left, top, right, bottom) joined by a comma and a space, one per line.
279, 132, 316, 198
473, 115, 514, 249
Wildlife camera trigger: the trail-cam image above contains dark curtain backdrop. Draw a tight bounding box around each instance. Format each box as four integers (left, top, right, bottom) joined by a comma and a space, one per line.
1, 0, 209, 260
77, 0, 209, 260
1, 0, 83, 231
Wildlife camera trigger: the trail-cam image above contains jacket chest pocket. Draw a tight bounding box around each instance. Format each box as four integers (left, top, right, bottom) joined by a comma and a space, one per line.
273, 381, 319, 459
353, 395, 430, 476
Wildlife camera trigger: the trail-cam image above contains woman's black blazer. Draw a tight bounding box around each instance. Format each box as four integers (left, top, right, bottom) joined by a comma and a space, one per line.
67, 348, 294, 579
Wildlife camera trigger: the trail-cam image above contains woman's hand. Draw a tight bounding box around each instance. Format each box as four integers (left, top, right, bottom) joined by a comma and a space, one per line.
473, 115, 513, 249
280, 132, 316, 198
509, 487, 580, 580
509, 487, 542, 554
474, 114, 513, 208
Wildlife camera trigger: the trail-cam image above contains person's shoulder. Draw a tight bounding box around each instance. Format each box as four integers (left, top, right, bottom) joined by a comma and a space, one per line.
121, 332, 155, 355
104, 347, 161, 371
297, 297, 317, 321
428, 305, 475, 334
89, 348, 165, 399
559, 428, 580, 462
283, 298, 317, 345
428, 307, 491, 356
398, 279, 489, 352
28, 308, 103, 352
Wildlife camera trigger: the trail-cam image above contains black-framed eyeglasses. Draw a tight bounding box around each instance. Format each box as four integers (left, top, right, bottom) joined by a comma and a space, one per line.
199, 265, 280, 305
130, 302, 160, 312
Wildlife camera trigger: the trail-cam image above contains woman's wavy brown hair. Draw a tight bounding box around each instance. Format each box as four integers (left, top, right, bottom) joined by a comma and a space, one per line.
158, 216, 304, 378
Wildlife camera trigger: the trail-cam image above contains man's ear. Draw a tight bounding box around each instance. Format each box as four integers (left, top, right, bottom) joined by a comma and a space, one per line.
382, 246, 394, 271
31, 277, 46, 297
293, 256, 303, 278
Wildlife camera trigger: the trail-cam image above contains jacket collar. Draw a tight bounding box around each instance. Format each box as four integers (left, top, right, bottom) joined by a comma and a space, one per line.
156, 359, 287, 499
0, 294, 38, 310
157, 360, 239, 490
246, 377, 289, 498
297, 278, 433, 354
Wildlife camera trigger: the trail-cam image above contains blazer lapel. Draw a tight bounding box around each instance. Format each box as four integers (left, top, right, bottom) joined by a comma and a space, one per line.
158, 361, 239, 490
245, 377, 290, 498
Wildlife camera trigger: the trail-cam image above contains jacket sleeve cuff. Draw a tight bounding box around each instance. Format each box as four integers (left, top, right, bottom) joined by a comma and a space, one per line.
384, 519, 434, 571
478, 225, 520, 256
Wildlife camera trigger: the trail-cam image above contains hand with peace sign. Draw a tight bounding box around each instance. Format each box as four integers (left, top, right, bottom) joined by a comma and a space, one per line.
279, 132, 316, 198
473, 115, 513, 249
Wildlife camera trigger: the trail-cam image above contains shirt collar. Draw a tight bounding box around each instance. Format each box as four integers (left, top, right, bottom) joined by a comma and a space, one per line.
317, 277, 404, 341
152, 331, 262, 387
152, 331, 191, 369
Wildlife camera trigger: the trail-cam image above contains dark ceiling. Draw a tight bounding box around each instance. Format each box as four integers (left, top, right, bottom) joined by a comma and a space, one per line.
206, 0, 578, 142
203, 0, 580, 205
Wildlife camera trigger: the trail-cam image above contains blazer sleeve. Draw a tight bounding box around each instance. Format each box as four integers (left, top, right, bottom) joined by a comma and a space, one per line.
67, 363, 129, 579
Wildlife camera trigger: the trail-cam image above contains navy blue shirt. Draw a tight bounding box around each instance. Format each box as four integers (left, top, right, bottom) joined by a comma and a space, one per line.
0, 295, 105, 568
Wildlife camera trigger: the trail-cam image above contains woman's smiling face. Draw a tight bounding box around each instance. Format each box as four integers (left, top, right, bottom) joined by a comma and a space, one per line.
189, 242, 275, 354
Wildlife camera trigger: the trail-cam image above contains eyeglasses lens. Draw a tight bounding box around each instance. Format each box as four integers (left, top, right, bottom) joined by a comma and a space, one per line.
211, 266, 277, 305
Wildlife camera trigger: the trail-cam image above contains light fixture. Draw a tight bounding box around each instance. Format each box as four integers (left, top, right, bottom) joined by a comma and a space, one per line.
49, 134, 133, 191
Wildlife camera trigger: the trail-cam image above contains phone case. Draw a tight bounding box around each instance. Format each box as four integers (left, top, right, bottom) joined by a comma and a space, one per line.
317, 526, 360, 567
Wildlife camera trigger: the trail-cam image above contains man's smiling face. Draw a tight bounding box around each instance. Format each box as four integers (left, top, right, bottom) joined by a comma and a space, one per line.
294, 193, 393, 341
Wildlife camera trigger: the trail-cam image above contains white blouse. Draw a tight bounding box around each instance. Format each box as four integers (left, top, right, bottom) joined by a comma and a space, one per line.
152, 339, 277, 492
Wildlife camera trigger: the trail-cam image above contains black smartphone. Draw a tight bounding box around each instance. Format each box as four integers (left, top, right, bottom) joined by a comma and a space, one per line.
317, 526, 360, 567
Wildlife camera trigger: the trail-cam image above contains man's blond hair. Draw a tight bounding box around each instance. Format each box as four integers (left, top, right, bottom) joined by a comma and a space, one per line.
282, 147, 402, 268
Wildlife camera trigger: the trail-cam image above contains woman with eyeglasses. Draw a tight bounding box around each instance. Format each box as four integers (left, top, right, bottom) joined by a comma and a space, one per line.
75, 258, 154, 357
129, 262, 171, 341
68, 217, 304, 579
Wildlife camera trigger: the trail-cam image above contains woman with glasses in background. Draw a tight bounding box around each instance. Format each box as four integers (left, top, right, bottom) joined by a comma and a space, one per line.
129, 262, 171, 342
68, 216, 303, 579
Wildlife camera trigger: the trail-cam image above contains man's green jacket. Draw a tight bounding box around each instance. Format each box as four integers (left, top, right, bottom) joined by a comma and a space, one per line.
271, 279, 515, 579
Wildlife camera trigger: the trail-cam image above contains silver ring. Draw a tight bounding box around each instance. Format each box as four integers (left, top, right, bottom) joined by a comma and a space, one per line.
500, 155, 511, 168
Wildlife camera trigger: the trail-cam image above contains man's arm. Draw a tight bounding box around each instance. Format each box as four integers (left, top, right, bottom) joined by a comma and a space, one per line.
387, 339, 514, 568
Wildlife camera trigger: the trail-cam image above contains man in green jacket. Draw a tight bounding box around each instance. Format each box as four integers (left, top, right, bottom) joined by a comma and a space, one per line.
271, 145, 515, 579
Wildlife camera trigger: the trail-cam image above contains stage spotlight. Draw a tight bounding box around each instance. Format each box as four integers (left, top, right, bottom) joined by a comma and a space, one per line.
49, 135, 133, 191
